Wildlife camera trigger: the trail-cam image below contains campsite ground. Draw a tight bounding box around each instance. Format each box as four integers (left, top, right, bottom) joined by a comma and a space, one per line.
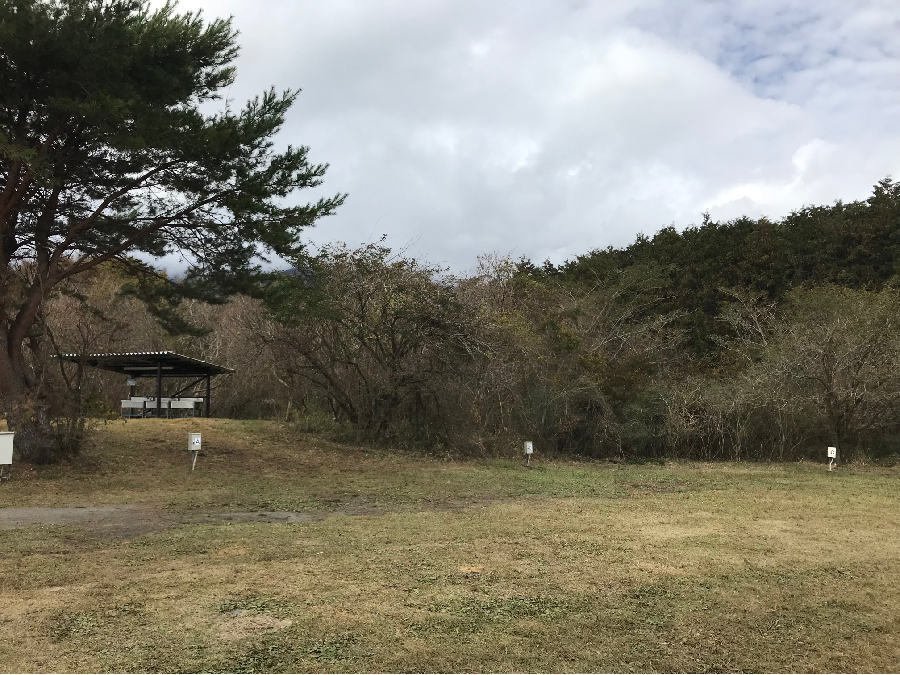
1, 418, 898, 672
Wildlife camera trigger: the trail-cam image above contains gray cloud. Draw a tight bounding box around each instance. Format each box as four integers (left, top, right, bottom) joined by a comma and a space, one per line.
171, 0, 900, 270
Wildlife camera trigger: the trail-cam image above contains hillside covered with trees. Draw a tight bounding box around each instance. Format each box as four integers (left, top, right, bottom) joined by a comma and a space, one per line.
47, 179, 900, 465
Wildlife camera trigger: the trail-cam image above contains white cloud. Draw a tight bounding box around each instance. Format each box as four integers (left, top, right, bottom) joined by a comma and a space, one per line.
166, 0, 900, 268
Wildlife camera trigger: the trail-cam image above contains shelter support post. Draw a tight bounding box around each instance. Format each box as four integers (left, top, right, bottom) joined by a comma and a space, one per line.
156, 362, 162, 418
205, 375, 211, 418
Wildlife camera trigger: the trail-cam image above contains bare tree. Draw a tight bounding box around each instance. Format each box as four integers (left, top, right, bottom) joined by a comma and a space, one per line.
261, 242, 482, 444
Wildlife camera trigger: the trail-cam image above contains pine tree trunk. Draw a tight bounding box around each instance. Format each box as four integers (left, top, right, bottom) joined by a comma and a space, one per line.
0, 329, 61, 464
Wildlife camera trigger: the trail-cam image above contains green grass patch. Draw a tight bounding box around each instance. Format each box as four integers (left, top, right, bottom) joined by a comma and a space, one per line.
0, 419, 899, 671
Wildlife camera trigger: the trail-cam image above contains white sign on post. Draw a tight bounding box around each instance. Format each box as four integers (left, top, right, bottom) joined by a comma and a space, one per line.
0, 432, 13, 465
189, 433, 201, 471
827, 446, 837, 472
0, 432, 13, 481
523, 440, 534, 466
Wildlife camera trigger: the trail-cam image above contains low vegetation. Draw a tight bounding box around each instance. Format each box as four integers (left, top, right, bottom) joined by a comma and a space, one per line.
1, 419, 899, 672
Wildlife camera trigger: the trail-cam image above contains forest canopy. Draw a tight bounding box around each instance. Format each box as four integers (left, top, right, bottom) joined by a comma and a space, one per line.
49, 178, 900, 465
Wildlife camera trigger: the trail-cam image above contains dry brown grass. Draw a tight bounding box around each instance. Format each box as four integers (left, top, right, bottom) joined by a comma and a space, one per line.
0, 419, 898, 672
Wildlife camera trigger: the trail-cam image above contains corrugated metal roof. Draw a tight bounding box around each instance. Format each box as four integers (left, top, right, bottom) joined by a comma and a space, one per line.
57, 351, 234, 377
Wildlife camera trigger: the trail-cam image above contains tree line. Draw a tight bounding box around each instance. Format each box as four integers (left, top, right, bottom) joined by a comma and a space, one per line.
45, 179, 900, 464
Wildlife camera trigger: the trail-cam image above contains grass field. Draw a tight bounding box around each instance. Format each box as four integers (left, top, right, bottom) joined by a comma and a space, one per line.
1, 418, 899, 672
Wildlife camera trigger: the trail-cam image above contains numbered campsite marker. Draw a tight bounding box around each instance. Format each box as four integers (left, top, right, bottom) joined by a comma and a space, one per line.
827, 446, 837, 472
524, 441, 533, 466
189, 433, 201, 471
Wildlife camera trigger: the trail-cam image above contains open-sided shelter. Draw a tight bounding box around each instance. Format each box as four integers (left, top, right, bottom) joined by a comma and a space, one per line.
59, 351, 234, 418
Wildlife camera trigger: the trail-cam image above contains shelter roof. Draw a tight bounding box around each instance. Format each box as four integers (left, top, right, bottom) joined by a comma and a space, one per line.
58, 351, 234, 378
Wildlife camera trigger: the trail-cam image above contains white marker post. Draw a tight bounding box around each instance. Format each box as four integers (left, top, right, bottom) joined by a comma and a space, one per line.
189, 433, 201, 471
827, 446, 837, 472
0, 432, 13, 481
524, 440, 533, 467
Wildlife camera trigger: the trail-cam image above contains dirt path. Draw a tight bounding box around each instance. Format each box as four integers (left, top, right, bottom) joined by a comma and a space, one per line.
0, 504, 180, 537
0, 504, 372, 538
0, 497, 500, 538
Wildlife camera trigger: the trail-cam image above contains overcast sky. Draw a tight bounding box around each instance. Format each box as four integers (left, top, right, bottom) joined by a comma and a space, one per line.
174, 0, 900, 271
